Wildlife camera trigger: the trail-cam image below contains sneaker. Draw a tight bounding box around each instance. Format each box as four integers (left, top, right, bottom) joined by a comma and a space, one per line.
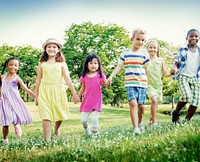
85, 126, 91, 136
14, 124, 22, 136
151, 123, 158, 129
3, 139, 9, 145
92, 132, 99, 139
138, 124, 145, 133
172, 111, 180, 123
133, 127, 141, 135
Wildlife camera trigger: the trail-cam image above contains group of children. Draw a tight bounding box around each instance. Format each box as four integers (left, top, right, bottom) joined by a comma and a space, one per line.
0, 28, 199, 143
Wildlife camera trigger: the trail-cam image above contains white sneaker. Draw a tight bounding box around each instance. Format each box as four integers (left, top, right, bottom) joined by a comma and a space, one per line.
139, 124, 145, 133
152, 123, 158, 129
85, 126, 91, 136
92, 132, 99, 139
134, 127, 141, 135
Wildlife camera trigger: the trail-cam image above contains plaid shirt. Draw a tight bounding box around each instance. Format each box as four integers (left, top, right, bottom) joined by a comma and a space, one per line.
173, 46, 200, 81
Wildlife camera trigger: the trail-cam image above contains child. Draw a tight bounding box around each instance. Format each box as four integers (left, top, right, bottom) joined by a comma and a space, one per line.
107, 28, 150, 134
171, 29, 200, 123
147, 40, 171, 128
0, 57, 35, 143
35, 38, 79, 142
78, 54, 107, 137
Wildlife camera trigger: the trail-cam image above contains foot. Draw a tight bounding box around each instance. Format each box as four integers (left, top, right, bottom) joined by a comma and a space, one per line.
172, 111, 180, 123
85, 126, 91, 136
138, 124, 145, 133
151, 123, 158, 129
133, 127, 141, 135
14, 124, 22, 136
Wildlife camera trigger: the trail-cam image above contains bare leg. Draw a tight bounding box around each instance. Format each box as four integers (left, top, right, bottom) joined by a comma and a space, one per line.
150, 96, 158, 124
175, 101, 187, 112
54, 121, 62, 138
185, 105, 197, 120
138, 104, 144, 125
3, 126, 9, 140
129, 99, 138, 128
42, 120, 51, 142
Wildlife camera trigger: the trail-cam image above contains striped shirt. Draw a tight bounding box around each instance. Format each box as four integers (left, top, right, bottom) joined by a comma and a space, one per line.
118, 49, 150, 88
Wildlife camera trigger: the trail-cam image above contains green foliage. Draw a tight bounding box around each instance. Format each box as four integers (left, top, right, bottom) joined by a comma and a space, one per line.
0, 44, 41, 101
63, 21, 131, 103
0, 103, 200, 162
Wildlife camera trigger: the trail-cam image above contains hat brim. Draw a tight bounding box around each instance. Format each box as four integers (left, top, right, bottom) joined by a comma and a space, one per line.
42, 41, 62, 50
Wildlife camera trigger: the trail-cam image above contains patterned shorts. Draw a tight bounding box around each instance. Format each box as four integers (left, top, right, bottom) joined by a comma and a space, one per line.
178, 75, 200, 107
126, 86, 147, 104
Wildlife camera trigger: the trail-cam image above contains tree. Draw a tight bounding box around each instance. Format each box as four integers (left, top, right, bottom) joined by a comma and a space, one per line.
0, 44, 41, 101
63, 21, 131, 104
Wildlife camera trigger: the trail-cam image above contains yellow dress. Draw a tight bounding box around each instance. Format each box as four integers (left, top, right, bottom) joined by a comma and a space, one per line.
38, 62, 69, 121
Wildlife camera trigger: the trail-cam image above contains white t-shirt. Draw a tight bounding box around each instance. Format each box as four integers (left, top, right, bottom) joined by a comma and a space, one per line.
183, 50, 200, 77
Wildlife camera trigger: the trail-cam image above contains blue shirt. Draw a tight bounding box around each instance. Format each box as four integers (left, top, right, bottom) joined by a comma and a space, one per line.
173, 45, 200, 81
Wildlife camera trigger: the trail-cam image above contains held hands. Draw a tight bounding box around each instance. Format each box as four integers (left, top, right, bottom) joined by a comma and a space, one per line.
35, 98, 38, 106
105, 77, 113, 88
72, 94, 80, 104
170, 68, 179, 75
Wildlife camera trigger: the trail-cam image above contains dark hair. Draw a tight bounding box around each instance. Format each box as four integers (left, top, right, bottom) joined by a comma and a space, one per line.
187, 29, 200, 37
0, 57, 20, 87
39, 51, 65, 63
81, 54, 104, 78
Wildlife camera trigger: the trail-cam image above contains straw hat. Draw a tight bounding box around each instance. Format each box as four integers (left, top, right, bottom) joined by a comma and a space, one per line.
42, 38, 62, 50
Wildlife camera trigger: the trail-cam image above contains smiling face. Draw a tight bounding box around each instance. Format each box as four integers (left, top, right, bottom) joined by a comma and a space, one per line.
45, 43, 60, 57
187, 30, 199, 46
131, 33, 147, 51
7, 59, 19, 75
148, 41, 158, 57
88, 58, 99, 73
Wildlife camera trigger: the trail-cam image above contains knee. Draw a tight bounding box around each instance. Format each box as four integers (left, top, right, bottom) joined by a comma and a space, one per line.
129, 100, 138, 109
151, 97, 158, 104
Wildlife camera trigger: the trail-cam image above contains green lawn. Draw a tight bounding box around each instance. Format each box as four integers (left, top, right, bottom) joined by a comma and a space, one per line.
0, 102, 200, 162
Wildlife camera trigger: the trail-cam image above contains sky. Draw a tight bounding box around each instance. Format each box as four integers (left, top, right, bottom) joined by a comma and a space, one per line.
0, 0, 200, 49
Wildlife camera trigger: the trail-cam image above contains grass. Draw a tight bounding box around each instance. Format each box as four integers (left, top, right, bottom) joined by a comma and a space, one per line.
0, 102, 200, 162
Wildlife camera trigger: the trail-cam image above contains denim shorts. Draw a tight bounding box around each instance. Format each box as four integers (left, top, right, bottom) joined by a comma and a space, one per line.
126, 86, 147, 104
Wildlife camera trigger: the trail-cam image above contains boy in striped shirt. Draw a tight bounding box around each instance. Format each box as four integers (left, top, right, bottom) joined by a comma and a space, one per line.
107, 28, 150, 134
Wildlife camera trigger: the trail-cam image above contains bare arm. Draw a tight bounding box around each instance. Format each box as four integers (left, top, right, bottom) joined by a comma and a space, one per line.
162, 60, 171, 77
170, 61, 179, 75
35, 63, 42, 105
107, 64, 123, 85
62, 62, 79, 103
17, 77, 35, 98
78, 83, 85, 98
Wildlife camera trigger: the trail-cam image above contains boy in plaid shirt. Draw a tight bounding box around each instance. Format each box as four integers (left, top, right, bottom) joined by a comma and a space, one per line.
171, 29, 200, 123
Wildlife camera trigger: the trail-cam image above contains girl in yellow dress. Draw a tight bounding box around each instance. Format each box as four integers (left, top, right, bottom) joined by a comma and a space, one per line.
35, 38, 79, 142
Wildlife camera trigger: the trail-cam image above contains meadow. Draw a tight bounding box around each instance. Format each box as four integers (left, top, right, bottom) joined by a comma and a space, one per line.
0, 102, 200, 162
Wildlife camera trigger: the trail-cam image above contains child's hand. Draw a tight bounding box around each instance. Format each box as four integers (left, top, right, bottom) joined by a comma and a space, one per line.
35, 98, 38, 106
170, 68, 179, 75
104, 79, 110, 88
106, 77, 113, 87
73, 94, 80, 104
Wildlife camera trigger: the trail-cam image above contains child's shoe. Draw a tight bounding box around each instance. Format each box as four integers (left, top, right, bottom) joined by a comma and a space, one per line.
151, 123, 158, 129
14, 124, 22, 136
92, 132, 99, 139
133, 127, 141, 135
3, 139, 9, 145
85, 126, 91, 136
172, 111, 180, 123
139, 124, 145, 133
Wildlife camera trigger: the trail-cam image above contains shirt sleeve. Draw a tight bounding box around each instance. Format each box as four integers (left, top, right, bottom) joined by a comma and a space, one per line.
118, 51, 125, 65
80, 76, 85, 84
143, 50, 151, 67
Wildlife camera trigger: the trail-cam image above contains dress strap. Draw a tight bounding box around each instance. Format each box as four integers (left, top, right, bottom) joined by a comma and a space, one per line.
2, 73, 8, 81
